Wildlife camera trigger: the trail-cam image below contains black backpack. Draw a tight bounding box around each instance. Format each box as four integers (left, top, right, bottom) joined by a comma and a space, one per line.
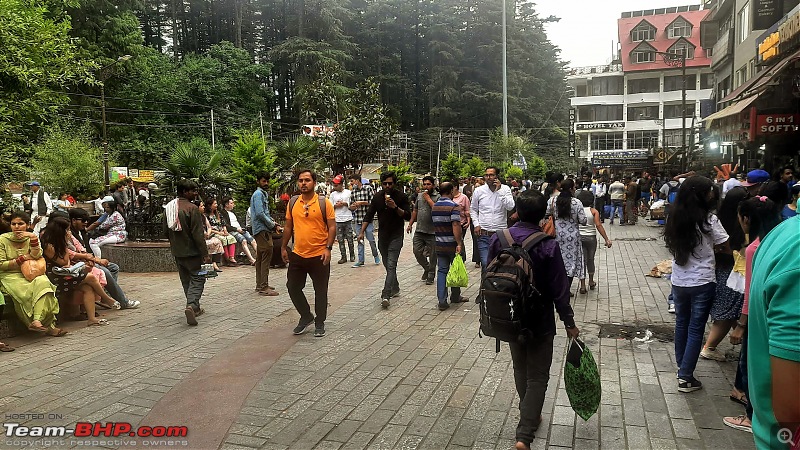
478, 229, 549, 352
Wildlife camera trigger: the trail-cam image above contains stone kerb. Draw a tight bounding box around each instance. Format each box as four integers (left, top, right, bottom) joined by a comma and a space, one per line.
102, 241, 177, 272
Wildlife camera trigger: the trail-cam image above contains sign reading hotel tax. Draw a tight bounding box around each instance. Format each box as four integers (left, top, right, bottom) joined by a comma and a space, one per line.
575, 122, 625, 131
756, 114, 800, 134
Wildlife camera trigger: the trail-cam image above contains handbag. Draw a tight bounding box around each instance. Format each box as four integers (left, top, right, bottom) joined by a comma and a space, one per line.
542, 198, 556, 237
20, 258, 47, 282
564, 337, 601, 420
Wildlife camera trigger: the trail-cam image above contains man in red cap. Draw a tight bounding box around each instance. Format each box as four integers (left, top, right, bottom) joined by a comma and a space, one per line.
329, 175, 355, 264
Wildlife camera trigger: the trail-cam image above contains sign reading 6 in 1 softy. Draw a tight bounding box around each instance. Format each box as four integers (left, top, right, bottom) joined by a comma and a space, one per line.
756, 114, 800, 135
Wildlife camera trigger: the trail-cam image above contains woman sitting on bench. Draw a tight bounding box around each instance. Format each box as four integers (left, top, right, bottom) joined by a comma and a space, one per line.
0, 211, 66, 337
41, 217, 118, 326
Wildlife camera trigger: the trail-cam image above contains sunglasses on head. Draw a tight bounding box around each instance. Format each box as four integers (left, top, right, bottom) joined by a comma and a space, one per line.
303, 204, 310, 217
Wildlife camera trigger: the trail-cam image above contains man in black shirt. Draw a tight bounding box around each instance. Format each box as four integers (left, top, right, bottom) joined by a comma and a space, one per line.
358, 171, 411, 308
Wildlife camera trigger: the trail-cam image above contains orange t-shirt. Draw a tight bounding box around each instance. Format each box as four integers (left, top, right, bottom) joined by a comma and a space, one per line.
286, 194, 335, 258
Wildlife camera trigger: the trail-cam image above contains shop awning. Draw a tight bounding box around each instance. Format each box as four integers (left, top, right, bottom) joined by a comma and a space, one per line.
703, 94, 759, 128
720, 48, 800, 103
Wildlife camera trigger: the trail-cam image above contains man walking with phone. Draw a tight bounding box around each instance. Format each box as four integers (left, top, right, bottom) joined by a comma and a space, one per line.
470, 166, 515, 271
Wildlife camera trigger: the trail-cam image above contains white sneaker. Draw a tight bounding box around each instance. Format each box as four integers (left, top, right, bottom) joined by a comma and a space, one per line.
124, 300, 141, 309
667, 304, 675, 314
700, 348, 726, 361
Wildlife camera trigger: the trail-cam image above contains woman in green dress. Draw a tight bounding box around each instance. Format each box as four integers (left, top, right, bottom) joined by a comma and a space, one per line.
0, 211, 66, 337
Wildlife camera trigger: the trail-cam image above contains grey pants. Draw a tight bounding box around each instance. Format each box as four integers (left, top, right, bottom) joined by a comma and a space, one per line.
580, 235, 597, 276
509, 334, 555, 446
175, 256, 206, 310
412, 231, 436, 280
336, 220, 355, 261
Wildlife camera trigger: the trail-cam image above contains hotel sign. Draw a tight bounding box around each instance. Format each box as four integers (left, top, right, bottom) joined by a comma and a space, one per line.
569, 108, 576, 157
575, 122, 625, 130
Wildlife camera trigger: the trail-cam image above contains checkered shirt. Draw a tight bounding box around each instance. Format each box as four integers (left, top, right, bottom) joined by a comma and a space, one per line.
351, 184, 375, 224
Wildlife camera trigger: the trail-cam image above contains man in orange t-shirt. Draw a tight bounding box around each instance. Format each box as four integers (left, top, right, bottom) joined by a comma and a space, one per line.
281, 170, 336, 337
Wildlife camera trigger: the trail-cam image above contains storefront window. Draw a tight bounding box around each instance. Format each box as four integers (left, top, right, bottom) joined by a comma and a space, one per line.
627, 131, 659, 150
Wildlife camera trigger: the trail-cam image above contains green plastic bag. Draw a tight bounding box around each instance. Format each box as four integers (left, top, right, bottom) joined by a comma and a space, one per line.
564, 337, 601, 420
446, 254, 468, 288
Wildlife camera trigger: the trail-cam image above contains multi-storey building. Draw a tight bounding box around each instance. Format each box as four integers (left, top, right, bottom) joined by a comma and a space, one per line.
568, 5, 713, 171
701, 0, 800, 170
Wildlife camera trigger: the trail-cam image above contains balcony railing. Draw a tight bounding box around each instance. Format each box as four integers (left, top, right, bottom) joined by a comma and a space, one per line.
712, 28, 734, 67
568, 64, 623, 76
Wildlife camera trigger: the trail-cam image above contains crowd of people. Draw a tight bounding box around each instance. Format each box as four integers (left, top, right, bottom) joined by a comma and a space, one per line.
2, 160, 797, 450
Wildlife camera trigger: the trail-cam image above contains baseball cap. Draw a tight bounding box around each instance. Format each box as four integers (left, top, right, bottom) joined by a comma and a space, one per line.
741, 169, 770, 186
29, 181, 40, 187
332, 175, 344, 185
101, 196, 115, 204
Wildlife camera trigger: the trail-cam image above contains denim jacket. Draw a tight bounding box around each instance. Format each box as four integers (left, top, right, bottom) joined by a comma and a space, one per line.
250, 187, 275, 235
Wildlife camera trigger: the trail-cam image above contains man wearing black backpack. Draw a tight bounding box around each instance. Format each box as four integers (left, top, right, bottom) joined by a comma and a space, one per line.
485, 190, 580, 450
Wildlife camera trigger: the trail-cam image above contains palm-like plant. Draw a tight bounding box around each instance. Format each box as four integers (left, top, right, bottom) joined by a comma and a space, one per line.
272, 135, 325, 194
159, 137, 229, 197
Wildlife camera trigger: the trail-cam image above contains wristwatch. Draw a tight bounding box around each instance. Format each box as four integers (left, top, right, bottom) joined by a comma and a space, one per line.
565, 324, 576, 329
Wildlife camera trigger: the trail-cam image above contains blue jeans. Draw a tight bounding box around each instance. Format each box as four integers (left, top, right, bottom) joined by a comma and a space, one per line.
231, 230, 255, 244
610, 200, 624, 222
734, 329, 753, 419
378, 234, 403, 299
477, 234, 493, 272
673, 282, 715, 379
98, 263, 129, 307
353, 222, 378, 263
436, 254, 461, 305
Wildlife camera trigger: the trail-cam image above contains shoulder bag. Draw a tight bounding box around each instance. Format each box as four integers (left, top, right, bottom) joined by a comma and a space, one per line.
21, 258, 47, 282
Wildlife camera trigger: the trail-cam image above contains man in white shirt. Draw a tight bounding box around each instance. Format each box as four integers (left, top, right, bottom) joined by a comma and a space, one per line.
607, 177, 625, 225
591, 175, 608, 223
222, 197, 257, 265
722, 174, 742, 198
329, 175, 355, 264
469, 166, 515, 270
29, 181, 53, 234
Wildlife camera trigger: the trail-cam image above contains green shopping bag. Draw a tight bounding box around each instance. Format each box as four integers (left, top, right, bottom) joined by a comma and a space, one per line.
564, 337, 601, 420
446, 254, 469, 288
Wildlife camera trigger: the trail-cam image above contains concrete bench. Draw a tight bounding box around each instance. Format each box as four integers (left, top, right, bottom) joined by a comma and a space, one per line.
101, 241, 177, 273
0, 290, 25, 339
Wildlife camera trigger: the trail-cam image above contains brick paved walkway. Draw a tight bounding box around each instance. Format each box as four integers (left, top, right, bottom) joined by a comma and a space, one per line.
0, 220, 755, 449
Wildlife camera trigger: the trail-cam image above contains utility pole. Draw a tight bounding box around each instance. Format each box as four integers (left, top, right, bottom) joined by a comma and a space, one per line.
502, 0, 509, 137
97, 55, 132, 192
655, 51, 687, 171
259, 111, 265, 144
436, 128, 443, 177
211, 109, 216, 151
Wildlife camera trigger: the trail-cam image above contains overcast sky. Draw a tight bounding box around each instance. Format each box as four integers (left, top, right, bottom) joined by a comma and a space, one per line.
537, 0, 703, 67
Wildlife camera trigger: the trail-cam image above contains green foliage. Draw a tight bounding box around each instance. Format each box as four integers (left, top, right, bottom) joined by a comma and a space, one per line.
31, 122, 104, 199
0, 0, 94, 157
384, 163, 414, 187
330, 78, 397, 174
230, 131, 277, 206
500, 163, 524, 181
439, 153, 465, 183
527, 155, 548, 179
461, 156, 486, 178
160, 137, 227, 197
273, 135, 323, 175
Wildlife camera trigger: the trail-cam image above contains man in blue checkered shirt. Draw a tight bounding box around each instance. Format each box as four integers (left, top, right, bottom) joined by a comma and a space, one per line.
348, 175, 380, 267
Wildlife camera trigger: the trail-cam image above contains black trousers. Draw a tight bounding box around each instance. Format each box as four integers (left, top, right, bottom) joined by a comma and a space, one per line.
286, 252, 330, 327
508, 334, 555, 446
175, 256, 206, 310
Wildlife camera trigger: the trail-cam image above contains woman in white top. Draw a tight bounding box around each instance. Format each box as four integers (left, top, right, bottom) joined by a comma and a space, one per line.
576, 191, 612, 294
664, 176, 730, 393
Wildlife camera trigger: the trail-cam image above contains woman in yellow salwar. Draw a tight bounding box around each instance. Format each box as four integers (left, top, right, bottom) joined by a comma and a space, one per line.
0, 212, 67, 337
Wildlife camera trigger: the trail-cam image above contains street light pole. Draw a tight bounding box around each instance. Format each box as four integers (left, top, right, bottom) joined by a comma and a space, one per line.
655, 51, 687, 171
97, 55, 132, 192
501, 0, 508, 137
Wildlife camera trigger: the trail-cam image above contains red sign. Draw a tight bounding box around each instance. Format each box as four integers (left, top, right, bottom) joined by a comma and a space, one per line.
756, 114, 800, 135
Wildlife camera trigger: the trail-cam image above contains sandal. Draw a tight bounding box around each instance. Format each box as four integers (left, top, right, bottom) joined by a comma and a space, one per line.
28, 323, 48, 332
589, 282, 597, 290
87, 318, 109, 326
730, 391, 748, 407
95, 301, 112, 310
46, 327, 68, 337
579, 287, 588, 294
0, 342, 15, 352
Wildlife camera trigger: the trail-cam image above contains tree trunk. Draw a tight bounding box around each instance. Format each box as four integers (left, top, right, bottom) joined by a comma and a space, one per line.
171, 0, 180, 58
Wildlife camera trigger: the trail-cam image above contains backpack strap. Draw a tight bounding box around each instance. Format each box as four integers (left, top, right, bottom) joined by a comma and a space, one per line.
288, 194, 328, 230
520, 231, 549, 252
497, 229, 515, 248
